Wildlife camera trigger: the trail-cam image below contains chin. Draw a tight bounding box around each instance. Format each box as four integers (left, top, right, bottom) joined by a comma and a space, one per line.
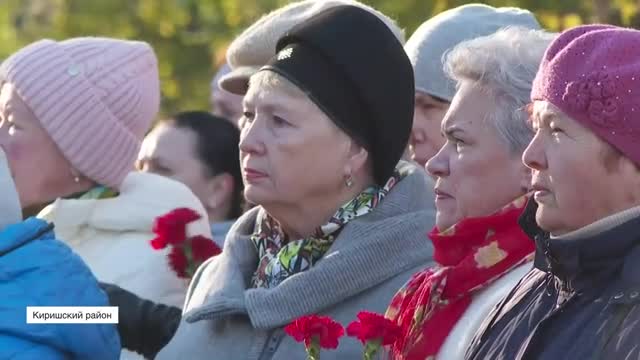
535, 207, 564, 235
244, 185, 274, 207
435, 214, 456, 232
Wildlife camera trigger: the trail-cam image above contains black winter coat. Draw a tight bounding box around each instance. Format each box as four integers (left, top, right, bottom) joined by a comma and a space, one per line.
466, 201, 640, 360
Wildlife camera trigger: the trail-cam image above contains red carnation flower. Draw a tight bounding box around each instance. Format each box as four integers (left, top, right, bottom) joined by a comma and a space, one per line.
150, 208, 202, 249
167, 247, 188, 278
190, 235, 222, 262
347, 311, 401, 346
285, 315, 344, 359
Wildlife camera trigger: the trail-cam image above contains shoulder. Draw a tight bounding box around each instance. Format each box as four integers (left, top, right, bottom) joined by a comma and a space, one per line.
119, 172, 205, 211
184, 207, 263, 306
74, 172, 212, 237
1, 221, 106, 305
0, 221, 120, 359
385, 161, 435, 211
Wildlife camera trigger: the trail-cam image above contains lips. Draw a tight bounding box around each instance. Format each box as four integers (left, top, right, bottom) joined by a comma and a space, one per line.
531, 181, 553, 202
243, 167, 267, 180
434, 188, 453, 200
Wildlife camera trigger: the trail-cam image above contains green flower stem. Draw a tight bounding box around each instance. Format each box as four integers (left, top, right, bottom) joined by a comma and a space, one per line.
306, 341, 321, 360
364, 339, 382, 360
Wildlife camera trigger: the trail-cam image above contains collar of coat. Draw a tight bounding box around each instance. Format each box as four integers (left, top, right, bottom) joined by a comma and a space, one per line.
182, 161, 436, 330
520, 199, 640, 303
37, 172, 211, 244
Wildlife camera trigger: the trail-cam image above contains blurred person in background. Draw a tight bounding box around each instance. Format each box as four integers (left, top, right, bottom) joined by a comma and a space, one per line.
211, 63, 244, 127
0, 148, 119, 359
139, 111, 244, 245
0, 37, 211, 359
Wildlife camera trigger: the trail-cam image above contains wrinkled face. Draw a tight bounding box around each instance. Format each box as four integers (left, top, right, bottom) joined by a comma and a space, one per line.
426, 83, 529, 231
240, 73, 355, 210
0, 83, 77, 208
523, 101, 640, 236
138, 123, 214, 209
409, 91, 449, 166
211, 87, 244, 128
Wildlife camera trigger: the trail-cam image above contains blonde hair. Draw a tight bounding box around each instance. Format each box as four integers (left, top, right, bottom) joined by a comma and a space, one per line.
248, 70, 306, 99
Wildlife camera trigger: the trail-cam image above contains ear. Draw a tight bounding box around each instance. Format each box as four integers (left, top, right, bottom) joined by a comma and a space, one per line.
204, 173, 234, 209
344, 139, 369, 177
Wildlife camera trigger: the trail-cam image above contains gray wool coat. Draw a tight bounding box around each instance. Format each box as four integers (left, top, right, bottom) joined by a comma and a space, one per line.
156, 162, 436, 360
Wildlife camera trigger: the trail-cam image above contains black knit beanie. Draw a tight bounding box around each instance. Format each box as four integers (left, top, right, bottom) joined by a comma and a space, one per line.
260, 5, 415, 185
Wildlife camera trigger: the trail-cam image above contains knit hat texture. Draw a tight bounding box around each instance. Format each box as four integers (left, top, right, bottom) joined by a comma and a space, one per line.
0, 37, 160, 189
531, 24, 640, 166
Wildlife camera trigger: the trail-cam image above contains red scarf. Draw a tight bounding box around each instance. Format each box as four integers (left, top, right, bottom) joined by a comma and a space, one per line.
385, 196, 534, 360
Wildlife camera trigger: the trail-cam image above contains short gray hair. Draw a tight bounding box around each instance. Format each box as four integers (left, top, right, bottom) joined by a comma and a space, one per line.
445, 26, 556, 154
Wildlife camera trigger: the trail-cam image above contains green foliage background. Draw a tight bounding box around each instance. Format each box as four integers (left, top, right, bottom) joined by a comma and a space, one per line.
0, 0, 636, 117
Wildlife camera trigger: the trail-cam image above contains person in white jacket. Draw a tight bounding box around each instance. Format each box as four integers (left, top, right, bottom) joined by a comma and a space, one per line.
0, 38, 210, 359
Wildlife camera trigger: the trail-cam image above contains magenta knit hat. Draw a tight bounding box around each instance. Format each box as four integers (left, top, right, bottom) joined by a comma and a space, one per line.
531, 24, 640, 165
0, 37, 160, 189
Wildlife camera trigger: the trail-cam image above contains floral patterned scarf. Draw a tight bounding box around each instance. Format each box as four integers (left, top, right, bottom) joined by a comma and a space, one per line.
385, 196, 534, 360
251, 167, 406, 289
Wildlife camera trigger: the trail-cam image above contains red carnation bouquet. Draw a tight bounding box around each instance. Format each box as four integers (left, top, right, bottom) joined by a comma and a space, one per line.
286, 312, 401, 360
284, 315, 345, 360
150, 208, 221, 279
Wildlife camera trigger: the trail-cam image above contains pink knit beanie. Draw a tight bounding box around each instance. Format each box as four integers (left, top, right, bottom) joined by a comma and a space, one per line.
532, 24, 640, 165
0, 37, 160, 189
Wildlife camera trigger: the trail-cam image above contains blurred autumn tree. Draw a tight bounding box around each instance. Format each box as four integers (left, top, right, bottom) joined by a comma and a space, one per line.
0, 0, 636, 117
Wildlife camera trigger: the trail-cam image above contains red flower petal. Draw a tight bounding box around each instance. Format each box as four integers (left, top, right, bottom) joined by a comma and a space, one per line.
167, 247, 188, 278
346, 311, 401, 346
152, 208, 202, 246
150, 236, 168, 250
284, 315, 344, 349
189, 235, 222, 262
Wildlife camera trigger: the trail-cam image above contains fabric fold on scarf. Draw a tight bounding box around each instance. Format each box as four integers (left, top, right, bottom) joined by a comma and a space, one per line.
385, 195, 534, 360
251, 166, 406, 289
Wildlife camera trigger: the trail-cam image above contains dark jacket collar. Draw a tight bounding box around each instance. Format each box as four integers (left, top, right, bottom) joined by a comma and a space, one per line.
519, 199, 640, 297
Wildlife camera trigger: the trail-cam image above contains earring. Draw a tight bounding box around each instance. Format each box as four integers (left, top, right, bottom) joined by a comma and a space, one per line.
71, 169, 81, 183
345, 175, 354, 188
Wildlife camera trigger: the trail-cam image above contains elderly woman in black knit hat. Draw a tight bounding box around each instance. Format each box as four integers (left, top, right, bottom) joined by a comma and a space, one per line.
104, 4, 436, 360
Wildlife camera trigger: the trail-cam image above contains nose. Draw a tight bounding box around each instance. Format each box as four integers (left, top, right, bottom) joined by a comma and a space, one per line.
425, 145, 449, 178
410, 113, 425, 146
522, 131, 547, 171
238, 116, 266, 156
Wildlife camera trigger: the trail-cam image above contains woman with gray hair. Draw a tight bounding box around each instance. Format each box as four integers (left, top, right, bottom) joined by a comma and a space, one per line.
406, 4, 540, 166
385, 27, 555, 360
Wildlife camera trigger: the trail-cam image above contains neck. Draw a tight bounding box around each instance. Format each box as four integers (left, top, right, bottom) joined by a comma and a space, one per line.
207, 201, 233, 223
552, 204, 640, 241
266, 183, 373, 239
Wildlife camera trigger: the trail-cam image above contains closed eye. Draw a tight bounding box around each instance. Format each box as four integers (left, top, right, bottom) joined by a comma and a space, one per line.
272, 116, 289, 126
